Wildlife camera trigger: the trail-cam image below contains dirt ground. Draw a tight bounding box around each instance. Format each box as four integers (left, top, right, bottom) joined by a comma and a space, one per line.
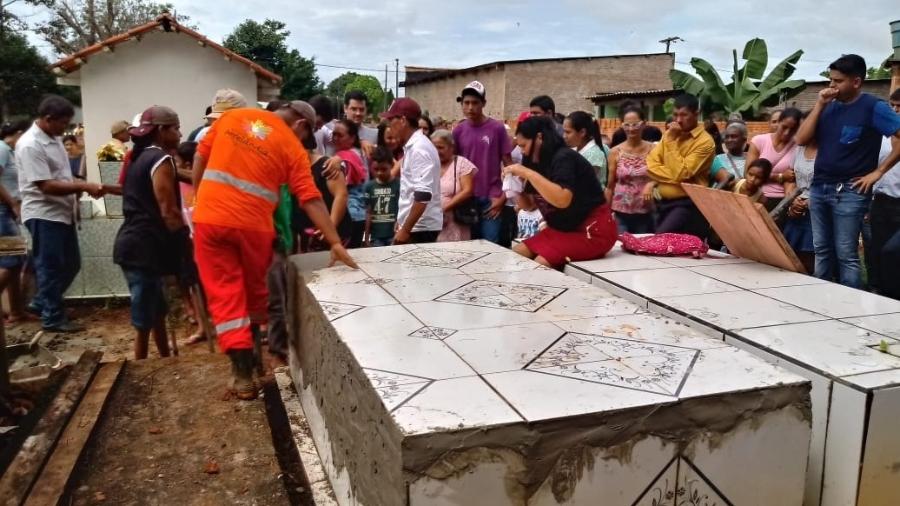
5, 301, 307, 505
67, 354, 290, 506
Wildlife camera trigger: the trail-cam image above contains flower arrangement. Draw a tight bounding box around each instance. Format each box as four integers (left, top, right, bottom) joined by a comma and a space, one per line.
96, 142, 125, 162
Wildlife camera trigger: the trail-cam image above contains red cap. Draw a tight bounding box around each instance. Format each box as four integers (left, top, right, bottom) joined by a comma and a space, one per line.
517, 111, 532, 123
380, 98, 422, 120
128, 106, 179, 137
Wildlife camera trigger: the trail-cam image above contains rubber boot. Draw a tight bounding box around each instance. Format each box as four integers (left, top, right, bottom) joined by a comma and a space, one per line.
227, 349, 258, 400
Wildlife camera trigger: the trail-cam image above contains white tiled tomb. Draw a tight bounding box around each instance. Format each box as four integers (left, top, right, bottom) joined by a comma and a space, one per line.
288, 240, 811, 506
569, 244, 900, 506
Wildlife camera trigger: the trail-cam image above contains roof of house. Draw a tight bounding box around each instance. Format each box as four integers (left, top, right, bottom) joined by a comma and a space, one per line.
402, 52, 674, 86
587, 89, 680, 102
50, 13, 281, 84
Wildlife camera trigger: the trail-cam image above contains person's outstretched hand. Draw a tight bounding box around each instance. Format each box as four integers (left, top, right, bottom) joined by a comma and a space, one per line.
329, 244, 358, 269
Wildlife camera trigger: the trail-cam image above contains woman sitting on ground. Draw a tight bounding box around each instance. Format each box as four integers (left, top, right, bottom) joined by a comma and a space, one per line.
506, 116, 617, 268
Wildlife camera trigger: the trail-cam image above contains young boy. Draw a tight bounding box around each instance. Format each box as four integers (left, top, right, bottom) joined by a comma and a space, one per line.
516, 193, 543, 240
364, 147, 400, 247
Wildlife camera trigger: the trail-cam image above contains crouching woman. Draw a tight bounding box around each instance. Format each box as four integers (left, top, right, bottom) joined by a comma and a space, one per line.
506, 116, 617, 268
113, 106, 189, 359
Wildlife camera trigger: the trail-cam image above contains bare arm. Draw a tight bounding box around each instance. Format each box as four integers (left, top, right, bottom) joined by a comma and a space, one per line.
398, 201, 427, 236
853, 128, 900, 193
795, 89, 836, 146
152, 159, 184, 232
506, 165, 572, 209
191, 152, 208, 190
604, 148, 619, 201
176, 168, 193, 183
745, 141, 760, 172
444, 172, 474, 212
36, 179, 101, 197
325, 172, 348, 229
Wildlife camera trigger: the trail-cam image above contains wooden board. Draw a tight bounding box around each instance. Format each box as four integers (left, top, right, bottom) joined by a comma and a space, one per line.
23, 361, 123, 506
0, 351, 102, 506
683, 184, 805, 273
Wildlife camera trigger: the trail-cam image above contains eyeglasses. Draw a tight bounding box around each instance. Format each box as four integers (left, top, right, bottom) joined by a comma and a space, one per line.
622, 122, 644, 129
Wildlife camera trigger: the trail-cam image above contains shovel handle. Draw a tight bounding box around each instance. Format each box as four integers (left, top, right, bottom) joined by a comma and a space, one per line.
28, 331, 45, 350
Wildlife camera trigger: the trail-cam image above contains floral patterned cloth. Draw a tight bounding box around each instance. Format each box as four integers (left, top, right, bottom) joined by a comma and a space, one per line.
612, 151, 653, 215
619, 233, 708, 257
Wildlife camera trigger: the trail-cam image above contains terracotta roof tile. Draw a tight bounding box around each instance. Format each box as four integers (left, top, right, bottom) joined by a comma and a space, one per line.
51, 13, 281, 84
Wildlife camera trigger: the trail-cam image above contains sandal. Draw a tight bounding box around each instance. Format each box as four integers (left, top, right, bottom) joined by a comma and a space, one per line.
185, 332, 207, 345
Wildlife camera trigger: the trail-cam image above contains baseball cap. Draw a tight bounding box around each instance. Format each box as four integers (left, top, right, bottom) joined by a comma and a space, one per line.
517, 111, 532, 123
206, 89, 248, 119
380, 98, 422, 120
456, 81, 486, 102
128, 106, 180, 137
285, 100, 316, 127
110, 120, 130, 136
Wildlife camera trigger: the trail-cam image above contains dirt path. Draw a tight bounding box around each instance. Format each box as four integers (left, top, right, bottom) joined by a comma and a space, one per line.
67, 354, 290, 506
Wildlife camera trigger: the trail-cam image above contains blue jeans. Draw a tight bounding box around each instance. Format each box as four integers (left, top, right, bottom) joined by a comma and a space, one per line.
809, 182, 870, 288
25, 219, 81, 327
473, 197, 503, 245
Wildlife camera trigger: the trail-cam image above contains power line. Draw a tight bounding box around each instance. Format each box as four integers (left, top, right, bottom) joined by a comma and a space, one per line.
314, 62, 405, 75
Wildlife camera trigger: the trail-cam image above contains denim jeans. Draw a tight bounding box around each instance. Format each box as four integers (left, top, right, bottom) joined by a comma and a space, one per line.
473, 197, 503, 245
25, 219, 81, 327
809, 182, 870, 288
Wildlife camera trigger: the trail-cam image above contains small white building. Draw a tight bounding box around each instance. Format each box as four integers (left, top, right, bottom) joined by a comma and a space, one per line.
51, 13, 282, 182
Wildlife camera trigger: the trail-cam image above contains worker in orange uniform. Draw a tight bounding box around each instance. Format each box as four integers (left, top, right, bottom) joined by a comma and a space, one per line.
192, 99, 357, 399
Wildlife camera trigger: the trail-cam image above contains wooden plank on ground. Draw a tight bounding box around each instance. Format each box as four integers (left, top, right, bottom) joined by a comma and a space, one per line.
23, 361, 124, 506
0, 350, 102, 506
683, 183, 805, 272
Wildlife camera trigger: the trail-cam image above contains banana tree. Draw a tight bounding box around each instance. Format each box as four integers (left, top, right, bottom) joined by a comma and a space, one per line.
669, 38, 806, 118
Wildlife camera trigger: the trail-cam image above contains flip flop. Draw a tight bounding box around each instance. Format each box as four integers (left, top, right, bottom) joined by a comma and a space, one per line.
185, 332, 207, 345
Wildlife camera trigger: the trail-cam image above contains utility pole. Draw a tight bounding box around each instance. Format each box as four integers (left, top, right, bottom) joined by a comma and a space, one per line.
659, 36, 683, 54
384, 64, 389, 112
395, 58, 400, 98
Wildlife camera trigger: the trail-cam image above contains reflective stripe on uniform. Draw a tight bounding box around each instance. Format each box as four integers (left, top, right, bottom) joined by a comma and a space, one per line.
203, 169, 279, 203
215, 316, 251, 334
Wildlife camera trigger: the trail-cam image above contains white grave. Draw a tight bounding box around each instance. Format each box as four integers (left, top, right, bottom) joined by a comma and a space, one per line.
568, 245, 900, 506
288, 240, 811, 505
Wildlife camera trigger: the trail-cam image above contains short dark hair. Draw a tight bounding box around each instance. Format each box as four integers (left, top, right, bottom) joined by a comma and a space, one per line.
673, 94, 700, 112
748, 158, 774, 180
829, 54, 867, 80
309, 95, 334, 123
529, 95, 555, 114
344, 90, 368, 106
37, 95, 75, 120
62, 134, 78, 144
176, 141, 197, 165
890, 88, 900, 102
1, 119, 31, 138
371, 146, 394, 166
265, 100, 289, 112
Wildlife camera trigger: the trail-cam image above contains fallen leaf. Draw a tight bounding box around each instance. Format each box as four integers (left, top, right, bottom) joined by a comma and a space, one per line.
204, 459, 220, 475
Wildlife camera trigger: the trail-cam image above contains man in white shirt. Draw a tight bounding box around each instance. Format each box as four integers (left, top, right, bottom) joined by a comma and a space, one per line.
380, 98, 442, 244
16, 95, 104, 332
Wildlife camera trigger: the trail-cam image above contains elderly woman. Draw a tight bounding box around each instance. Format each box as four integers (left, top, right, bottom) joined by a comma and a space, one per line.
709, 122, 748, 188
430, 130, 477, 242
505, 116, 617, 267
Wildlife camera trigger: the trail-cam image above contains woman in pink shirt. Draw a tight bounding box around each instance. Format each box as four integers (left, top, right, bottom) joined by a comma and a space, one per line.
746, 107, 802, 210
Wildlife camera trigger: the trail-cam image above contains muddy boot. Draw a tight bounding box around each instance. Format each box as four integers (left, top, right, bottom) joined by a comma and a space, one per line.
227, 349, 258, 400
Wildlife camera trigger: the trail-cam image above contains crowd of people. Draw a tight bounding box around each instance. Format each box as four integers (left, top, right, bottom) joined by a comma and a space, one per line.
0, 52, 898, 398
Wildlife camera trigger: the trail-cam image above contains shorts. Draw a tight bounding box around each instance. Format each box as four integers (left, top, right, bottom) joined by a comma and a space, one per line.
123, 269, 168, 331
0, 204, 24, 269
524, 204, 617, 268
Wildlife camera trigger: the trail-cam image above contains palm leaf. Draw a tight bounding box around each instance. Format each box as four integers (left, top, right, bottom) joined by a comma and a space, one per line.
758, 49, 804, 93
669, 69, 705, 96
742, 38, 768, 80
689, 57, 733, 112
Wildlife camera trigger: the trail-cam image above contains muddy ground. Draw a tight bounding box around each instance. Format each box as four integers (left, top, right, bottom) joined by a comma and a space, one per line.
5, 301, 308, 505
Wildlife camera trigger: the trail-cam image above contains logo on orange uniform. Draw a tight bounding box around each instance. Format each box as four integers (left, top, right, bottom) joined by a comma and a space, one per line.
245, 120, 273, 140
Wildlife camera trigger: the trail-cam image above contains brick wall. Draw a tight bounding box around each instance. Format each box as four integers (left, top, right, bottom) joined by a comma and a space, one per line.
405, 53, 674, 122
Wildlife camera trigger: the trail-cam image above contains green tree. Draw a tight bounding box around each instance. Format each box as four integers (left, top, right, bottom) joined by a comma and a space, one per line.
224, 19, 322, 100
0, 31, 61, 120
669, 38, 806, 119
344, 75, 385, 115
35, 0, 192, 55
325, 72, 363, 103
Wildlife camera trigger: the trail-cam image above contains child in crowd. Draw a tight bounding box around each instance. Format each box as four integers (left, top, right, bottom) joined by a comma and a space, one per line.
734, 158, 773, 205
516, 193, 543, 240
364, 147, 400, 247
173, 142, 205, 344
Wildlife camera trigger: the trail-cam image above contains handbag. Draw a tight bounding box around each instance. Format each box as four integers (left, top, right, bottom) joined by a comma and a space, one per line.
451, 156, 480, 225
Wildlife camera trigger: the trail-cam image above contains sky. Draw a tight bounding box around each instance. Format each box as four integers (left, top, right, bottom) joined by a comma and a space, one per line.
10, 0, 900, 96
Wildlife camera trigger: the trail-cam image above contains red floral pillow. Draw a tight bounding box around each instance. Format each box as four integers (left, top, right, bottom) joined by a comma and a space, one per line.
619, 233, 709, 257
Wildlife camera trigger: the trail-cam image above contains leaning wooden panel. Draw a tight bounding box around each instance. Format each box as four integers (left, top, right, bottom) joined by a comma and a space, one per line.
683, 184, 805, 273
